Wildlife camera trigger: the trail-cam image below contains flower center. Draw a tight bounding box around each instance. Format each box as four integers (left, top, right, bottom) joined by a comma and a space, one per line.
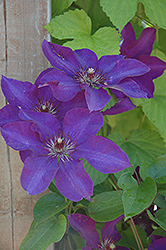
44, 133, 77, 162
99, 237, 116, 250
75, 67, 107, 88
34, 99, 58, 115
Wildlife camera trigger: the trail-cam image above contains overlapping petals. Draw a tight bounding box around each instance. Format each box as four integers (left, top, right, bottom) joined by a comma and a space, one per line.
148, 235, 166, 250
68, 214, 129, 250
42, 40, 150, 112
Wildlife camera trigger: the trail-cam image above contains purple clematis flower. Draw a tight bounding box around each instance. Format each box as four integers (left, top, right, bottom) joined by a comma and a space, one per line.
0, 74, 87, 127
68, 214, 129, 250
148, 235, 166, 250
41, 40, 150, 112
1, 108, 131, 201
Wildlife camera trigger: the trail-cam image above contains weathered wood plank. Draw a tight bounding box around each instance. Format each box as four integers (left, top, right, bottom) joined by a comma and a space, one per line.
0, 0, 54, 249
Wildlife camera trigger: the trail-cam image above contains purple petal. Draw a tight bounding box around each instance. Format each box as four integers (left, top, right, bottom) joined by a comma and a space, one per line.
63, 108, 103, 144
19, 109, 61, 139
0, 105, 21, 127
120, 22, 136, 56
41, 69, 81, 101
108, 59, 150, 85
1, 75, 37, 108
1, 121, 44, 154
97, 55, 124, 74
74, 48, 98, 68
85, 86, 110, 112
21, 156, 59, 195
136, 55, 166, 79
148, 238, 166, 250
73, 135, 131, 173
101, 215, 124, 243
103, 97, 135, 115
117, 247, 130, 250
19, 150, 34, 162
133, 74, 154, 98
42, 40, 79, 75
151, 235, 164, 242
68, 214, 100, 248
82, 247, 92, 250
55, 160, 93, 202
111, 78, 148, 98
34, 68, 54, 87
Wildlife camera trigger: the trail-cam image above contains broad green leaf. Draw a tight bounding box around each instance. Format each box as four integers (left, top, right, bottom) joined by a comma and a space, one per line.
100, 0, 138, 31
109, 129, 166, 168
88, 190, 124, 222
52, 0, 76, 16
154, 194, 166, 208
148, 155, 166, 184
147, 209, 166, 231
83, 160, 108, 186
142, 71, 166, 136
45, 9, 120, 57
33, 193, 70, 222
118, 172, 157, 220
20, 215, 66, 250
141, 0, 166, 29
93, 178, 114, 196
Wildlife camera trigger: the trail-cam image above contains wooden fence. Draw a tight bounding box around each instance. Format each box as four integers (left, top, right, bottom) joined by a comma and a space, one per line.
0, 1, 54, 249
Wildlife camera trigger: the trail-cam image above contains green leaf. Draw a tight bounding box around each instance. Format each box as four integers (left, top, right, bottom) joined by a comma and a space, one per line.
118, 172, 157, 220
154, 194, 166, 208
147, 209, 166, 231
148, 155, 166, 184
100, 0, 138, 31
141, 0, 166, 29
33, 193, 70, 222
142, 71, 166, 136
109, 129, 166, 168
45, 9, 120, 57
83, 160, 108, 186
88, 190, 124, 222
20, 215, 67, 250
52, 0, 76, 16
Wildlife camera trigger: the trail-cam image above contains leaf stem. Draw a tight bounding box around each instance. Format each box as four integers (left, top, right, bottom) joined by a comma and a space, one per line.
129, 217, 144, 250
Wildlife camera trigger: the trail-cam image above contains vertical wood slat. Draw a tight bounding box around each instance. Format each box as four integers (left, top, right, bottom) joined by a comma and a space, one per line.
0, 1, 54, 249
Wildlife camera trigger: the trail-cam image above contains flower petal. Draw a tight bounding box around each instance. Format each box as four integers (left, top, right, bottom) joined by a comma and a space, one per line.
111, 78, 147, 98
34, 68, 54, 87
108, 59, 150, 85
1, 121, 44, 154
55, 160, 93, 202
42, 40, 79, 75
68, 214, 100, 248
103, 97, 135, 115
74, 48, 98, 68
97, 55, 124, 74
133, 74, 154, 98
85, 86, 110, 112
21, 156, 59, 195
63, 108, 103, 144
0, 104, 20, 127
148, 237, 166, 250
73, 135, 131, 173
101, 215, 124, 243
1, 75, 37, 108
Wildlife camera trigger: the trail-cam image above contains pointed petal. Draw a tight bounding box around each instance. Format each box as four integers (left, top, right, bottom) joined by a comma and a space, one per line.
110, 78, 147, 98
101, 215, 124, 242
19, 109, 61, 139
1, 75, 36, 108
34, 68, 54, 86
21, 156, 59, 195
68, 214, 100, 248
0, 105, 20, 127
85, 86, 110, 112
41, 69, 81, 101
137, 55, 166, 79
1, 121, 44, 154
74, 48, 98, 68
133, 74, 154, 98
120, 22, 136, 49
55, 160, 93, 202
103, 97, 135, 115
108, 59, 150, 85
42, 40, 79, 75
98, 55, 124, 74
73, 135, 131, 173
63, 108, 103, 144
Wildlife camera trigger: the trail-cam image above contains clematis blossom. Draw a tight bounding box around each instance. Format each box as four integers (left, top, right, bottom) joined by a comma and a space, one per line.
68, 214, 129, 250
1, 108, 131, 201
41, 40, 150, 112
0, 74, 87, 127
148, 235, 166, 250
